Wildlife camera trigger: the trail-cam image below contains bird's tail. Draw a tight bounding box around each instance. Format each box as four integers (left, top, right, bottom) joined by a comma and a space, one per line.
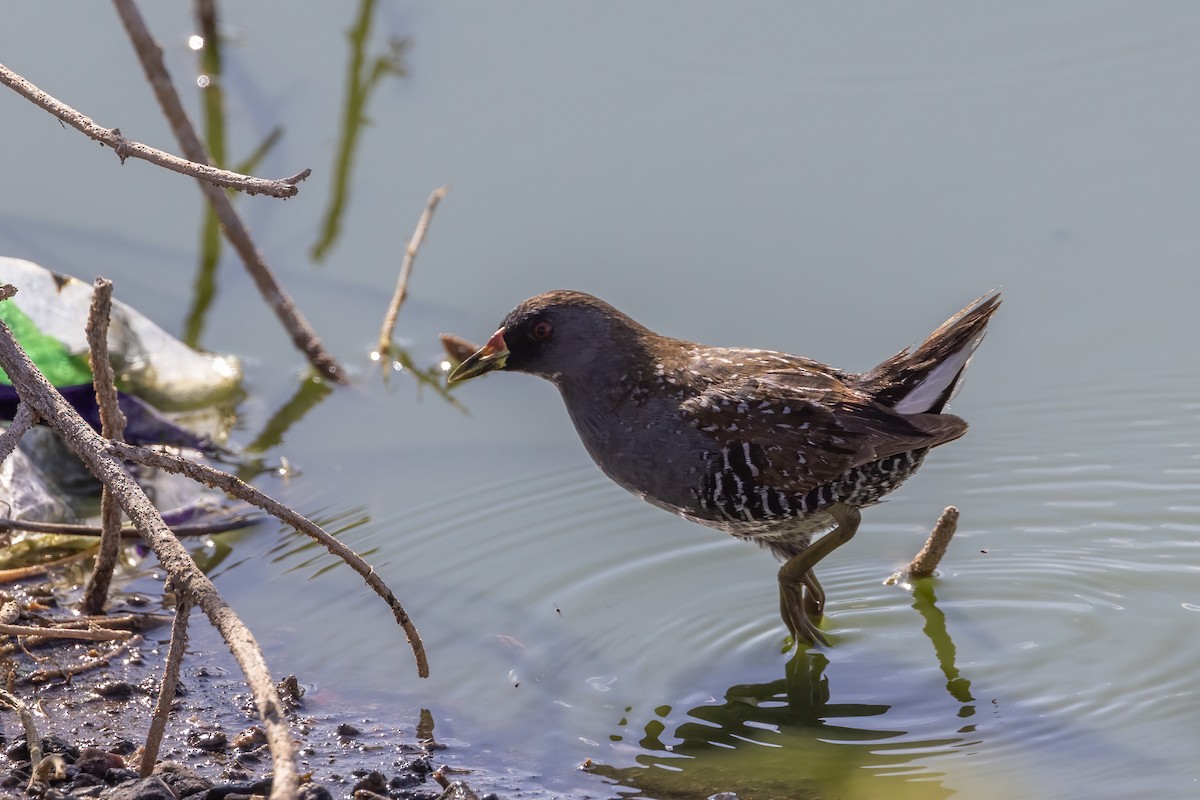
861, 290, 1001, 415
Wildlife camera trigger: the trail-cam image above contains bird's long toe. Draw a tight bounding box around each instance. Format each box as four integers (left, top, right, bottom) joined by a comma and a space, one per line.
779, 580, 828, 647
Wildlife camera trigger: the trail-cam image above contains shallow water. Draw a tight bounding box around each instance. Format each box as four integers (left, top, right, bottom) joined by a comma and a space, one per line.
4, 4, 1200, 798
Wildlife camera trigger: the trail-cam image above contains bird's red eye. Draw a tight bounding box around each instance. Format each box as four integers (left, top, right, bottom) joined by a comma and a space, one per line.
532, 320, 553, 341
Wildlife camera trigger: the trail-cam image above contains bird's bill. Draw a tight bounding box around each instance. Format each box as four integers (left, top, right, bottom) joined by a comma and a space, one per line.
447, 328, 510, 383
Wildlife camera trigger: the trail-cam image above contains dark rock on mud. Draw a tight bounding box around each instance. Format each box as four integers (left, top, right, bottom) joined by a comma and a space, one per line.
93, 681, 136, 700
101, 776, 176, 800
153, 761, 211, 797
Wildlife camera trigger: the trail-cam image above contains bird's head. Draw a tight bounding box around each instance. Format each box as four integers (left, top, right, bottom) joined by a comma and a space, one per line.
448, 290, 649, 386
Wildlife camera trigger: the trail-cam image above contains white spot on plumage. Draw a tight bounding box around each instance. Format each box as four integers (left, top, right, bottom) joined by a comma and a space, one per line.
742, 442, 759, 477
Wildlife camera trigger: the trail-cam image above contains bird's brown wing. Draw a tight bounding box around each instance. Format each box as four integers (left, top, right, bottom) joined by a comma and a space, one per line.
681, 368, 967, 497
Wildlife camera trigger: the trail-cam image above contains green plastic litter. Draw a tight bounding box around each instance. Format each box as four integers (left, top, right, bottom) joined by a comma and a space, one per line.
0, 301, 93, 386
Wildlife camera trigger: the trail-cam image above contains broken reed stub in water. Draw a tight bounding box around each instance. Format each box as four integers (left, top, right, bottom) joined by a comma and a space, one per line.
886, 505, 959, 585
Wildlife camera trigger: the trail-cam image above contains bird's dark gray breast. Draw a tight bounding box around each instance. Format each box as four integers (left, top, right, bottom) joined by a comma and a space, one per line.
559, 378, 717, 516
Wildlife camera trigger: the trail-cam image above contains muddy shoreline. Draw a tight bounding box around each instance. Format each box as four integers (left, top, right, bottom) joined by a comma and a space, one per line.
0, 585, 563, 800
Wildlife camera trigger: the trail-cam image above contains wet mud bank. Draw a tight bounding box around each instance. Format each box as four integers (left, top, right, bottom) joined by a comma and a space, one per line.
0, 586, 542, 800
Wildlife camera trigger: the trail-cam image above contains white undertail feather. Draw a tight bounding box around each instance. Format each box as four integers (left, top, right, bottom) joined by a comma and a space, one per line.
889, 293, 998, 415
890, 335, 980, 414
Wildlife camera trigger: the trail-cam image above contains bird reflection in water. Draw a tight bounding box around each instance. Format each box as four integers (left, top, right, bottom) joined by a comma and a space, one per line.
589, 581, 975, 799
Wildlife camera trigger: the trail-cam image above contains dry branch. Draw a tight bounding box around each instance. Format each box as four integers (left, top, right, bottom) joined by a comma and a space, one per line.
885, 505, 961, 586
376, 185, 450, 357
907, 506, 959, 577
0, 547, 99, 585
0, 516, 257, 538
439, 333, 480, 365
0, 62, 306, 198
0, 401, 37, 465
0, 688, 42, 787
19, 636, 142, 685
85, 279, 126, 443
54, 613, 160, 630
82, 278, 127, 614
0, 623, 132, 642
0, 308, 298, 800
141, 589, 192, 776
109, 0, 347, 384
107, 440, 430, 679
0, 613, 162, 656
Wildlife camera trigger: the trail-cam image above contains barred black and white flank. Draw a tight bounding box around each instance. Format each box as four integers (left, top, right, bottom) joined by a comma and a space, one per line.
450, 288, 1000, 647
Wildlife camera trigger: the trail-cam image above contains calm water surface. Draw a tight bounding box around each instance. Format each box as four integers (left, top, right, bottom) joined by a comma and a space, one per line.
3, 4, 1199, 799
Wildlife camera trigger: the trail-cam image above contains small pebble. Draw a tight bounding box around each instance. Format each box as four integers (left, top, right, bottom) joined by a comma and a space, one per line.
388, 772, 422, 790
94, 680, 135, 699
74, 748, 125, 778
232, 727, 267, 751
40, 735, 79, 761
351, 770, 388, 795
188, 731, 228, 752
298, 784, 332, 800
276, 675, 304, 709
153, 759, 213, 797
105, 767, 140, 784
434, 781, 480, 800
110, 739, 139, 755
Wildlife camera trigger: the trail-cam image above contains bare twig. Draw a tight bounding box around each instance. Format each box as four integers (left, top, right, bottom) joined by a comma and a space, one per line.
0, 290, 36, 469
0, 687, 42, 784
20, 635, 142, 685
375, 185, 450, 358
0, 320, 297, 799
908, 506, 959, 577
54, 613, 161, 630
439, 333, 480, 365
141, 588, 191, 776
0, 613, 164, 656
0, 515, 257, 538
29, 755, 67, 787
0, 401, 38, 465
0, 62, 306, 198
0, 547, 99, 585
107, 440, 429, 679
82, 278, 127, 614
85, 280, 126, 443
110, 0, 347, 385
0, 623, 132, 642
416, 707, 438, 751
886, 506, 960, 586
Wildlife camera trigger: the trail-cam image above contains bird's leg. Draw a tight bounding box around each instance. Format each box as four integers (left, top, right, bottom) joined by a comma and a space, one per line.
780, 580, 827, 646
777, 503, 862, 646
802, 571, 825, 617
